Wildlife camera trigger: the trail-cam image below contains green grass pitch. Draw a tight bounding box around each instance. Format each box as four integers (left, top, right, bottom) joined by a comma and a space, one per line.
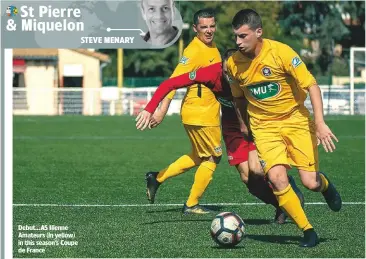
13, 115, 365, 258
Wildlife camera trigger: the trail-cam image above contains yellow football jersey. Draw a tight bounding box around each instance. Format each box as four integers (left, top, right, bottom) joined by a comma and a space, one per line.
227, 39, 317, 121
166, 37, 222, 126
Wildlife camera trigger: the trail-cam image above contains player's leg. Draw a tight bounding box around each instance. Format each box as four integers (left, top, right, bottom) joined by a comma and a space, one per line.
267, 165, 318, 247
145, 126, 202, 204
223, 125, 305, 225
183, 126, 222, 214
248, 148, 304, 206
183, 155, 221, 214
234, 150, 280, 207
284, 113, 342, 212
247, 149, 278, 206
145, 152, 201, 204
252, 121, 318, 247
223, 128, 287, 223
236, 160, 249, 183
246, 149, 287, 224
247, 143, 306, 223
298, 170, 341, 212
237, 159, 284, 224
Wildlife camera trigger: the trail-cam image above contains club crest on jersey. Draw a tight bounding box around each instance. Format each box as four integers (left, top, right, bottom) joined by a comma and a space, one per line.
189, 71, 196, 80
262, 67, 272, 77
292, 57, 302, 68
179, 56, 189, 65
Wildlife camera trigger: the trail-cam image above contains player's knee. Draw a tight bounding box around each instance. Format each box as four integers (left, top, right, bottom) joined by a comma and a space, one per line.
301, 178, 320, 191
236, 163, 249, 184
299, 170, 320, 191
267, 173, 280, 186
267, 165, 288, 190
248, 150, 263, 176
248, 162, 263, 177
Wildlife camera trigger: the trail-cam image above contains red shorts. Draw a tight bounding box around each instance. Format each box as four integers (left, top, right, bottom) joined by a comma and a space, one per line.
222, 126, 256, 166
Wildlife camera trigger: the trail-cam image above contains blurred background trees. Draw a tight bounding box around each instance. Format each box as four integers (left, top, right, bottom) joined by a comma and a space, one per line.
99, 1, 365, 86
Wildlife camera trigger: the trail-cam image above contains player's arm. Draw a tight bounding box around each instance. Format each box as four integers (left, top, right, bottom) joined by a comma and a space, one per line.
144, 62, 222, 114
308, 84, 338, 152
226, 66, 250, 136
233, 97, 250, 136
149, 97, 172, 129
280, 45, 338, 152
164, 48, 200, 100
136, 62, 221, 130
148, 66, 206, 129
137, 49, 203, 130
149, 62, 222, 129
135, 75, 183, 130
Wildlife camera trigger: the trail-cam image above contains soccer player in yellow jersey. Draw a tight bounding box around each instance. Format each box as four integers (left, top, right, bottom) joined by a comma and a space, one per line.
226, 9, 342, 247
137, 9, 222, 214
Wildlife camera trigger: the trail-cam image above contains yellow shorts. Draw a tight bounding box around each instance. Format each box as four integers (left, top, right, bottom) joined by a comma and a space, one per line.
184, 124, 222, 158
250, 110, 319, 173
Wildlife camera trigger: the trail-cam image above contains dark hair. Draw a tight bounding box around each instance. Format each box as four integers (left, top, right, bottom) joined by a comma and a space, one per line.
223, 48, 237, 61
193, 8, 216, 25
231, 9, 262, 30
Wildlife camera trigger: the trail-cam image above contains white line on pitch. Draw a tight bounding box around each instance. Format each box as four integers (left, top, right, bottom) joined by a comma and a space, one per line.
13, 202, 365, 207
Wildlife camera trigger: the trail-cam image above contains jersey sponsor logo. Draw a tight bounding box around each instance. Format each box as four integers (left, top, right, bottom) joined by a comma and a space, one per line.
179, 56, 189, 65
228, 156, 233, 160
248, 82, 281, 100
292, 57, 302, 68
189, 71, 196, 80
217, 97, 234, 108
262, 66, 272, 77
209, 58, 215, 63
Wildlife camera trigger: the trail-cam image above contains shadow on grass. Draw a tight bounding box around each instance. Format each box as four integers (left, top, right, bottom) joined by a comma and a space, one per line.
246, 234, 330, 245
142, 218, 212, 225
211, 245, 245, 250
244, 218, 273, 225
145, 205, 224, 214
143, 217, 280, 226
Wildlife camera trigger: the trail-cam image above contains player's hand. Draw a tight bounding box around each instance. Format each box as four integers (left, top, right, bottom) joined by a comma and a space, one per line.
149, 110, 165, 129
315, 121, 338, 152
135, 110, 152, 131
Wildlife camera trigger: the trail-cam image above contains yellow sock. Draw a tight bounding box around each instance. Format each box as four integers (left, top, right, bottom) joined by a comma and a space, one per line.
186, 161, 216, 207
319, 173, 329, 192
274, 184, 313, 231
157, 153, 200, 183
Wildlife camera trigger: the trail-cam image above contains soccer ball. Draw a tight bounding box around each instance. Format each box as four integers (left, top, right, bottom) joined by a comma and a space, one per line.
210, 212, 245, 247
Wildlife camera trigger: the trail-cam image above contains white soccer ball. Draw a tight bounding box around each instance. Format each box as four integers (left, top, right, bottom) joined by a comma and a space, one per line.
210, 212, 245, 247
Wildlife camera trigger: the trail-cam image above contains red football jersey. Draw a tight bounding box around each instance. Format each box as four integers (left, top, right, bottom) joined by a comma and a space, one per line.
143, 62, 240, 129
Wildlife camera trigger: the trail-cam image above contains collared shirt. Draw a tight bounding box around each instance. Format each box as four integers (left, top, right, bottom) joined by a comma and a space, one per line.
142, 26, 179, 46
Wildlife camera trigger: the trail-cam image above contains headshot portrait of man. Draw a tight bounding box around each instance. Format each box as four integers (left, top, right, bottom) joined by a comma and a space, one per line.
140, 0, 180, 46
